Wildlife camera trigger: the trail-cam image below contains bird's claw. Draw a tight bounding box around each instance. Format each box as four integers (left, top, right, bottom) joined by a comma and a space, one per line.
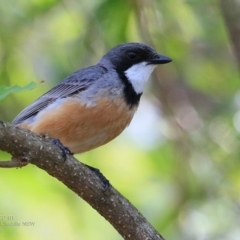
51, 138, 72, 160
85, 164, 110, 191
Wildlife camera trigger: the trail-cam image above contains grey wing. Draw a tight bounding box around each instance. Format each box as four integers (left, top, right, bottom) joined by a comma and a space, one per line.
12, 65, 105, 125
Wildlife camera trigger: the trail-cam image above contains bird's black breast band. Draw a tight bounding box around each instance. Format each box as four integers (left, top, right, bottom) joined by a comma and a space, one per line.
116, 70, 141, 108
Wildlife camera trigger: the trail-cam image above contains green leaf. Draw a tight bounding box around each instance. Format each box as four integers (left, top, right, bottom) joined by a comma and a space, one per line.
0, 82, 37, 101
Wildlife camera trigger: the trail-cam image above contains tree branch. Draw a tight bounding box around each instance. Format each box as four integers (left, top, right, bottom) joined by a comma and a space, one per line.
220, 0, 240, 72
0, 121, 165, 240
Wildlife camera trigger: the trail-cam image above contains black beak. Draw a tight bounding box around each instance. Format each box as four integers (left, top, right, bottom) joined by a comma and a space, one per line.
148, 54, 172, 65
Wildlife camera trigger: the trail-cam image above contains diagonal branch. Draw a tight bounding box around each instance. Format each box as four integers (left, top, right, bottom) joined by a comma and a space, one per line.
220, 0, 240, 72
0, 121, 165, 240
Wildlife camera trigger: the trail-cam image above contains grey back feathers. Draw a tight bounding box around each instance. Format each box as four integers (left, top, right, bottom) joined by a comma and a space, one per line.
13, 65, 108, 124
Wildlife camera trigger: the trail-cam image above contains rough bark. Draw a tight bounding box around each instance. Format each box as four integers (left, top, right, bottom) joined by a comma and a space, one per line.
0, 121, 165, 240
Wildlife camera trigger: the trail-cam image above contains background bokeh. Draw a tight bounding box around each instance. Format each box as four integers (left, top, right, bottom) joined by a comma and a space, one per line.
1, 0, 240, 239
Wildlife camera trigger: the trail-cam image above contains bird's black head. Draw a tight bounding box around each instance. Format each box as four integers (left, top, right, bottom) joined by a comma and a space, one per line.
99, 43, 172, 108
101, 42, 171, 72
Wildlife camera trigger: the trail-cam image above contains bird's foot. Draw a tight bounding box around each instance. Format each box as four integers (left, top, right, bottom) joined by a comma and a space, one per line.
85, 164, 110, 191
50, 138, 72, 160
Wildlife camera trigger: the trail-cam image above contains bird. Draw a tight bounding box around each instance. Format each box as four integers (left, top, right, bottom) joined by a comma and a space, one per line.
13, 43, 171, 188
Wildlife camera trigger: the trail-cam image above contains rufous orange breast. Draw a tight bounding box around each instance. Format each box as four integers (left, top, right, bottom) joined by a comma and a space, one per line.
19, 97, 137, 153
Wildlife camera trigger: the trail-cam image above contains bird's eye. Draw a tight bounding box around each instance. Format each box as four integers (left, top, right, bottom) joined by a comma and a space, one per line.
127, 51, 137, 60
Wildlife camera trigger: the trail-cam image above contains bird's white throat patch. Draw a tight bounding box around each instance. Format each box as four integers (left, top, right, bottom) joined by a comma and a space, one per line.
124, 62, 156, 94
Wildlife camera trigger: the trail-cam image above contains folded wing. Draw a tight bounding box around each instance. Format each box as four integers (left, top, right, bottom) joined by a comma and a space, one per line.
13, 65, 105, 125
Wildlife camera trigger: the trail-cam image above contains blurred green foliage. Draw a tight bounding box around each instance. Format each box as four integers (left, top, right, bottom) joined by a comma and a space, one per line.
0, 82, 36, 101
1, 0, 240, 240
